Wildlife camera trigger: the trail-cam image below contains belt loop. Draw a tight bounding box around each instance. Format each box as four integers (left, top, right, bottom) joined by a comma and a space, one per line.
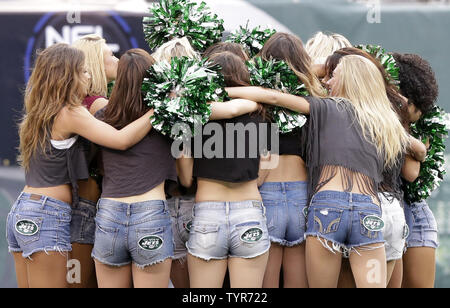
191, 203, 195, 218
175, 197, 180, 214
127, 204, 131, 217
96, 199, 100, 213
262, 202, 266, 217
349, 192, 353, 204
41, 196, 48, 209
226, 202, 229, 216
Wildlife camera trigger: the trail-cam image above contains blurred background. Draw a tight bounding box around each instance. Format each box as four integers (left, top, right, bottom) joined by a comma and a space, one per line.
1, 0, 449, 287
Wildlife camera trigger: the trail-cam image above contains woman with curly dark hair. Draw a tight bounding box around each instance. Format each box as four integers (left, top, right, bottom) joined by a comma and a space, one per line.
390, 53, 439, 289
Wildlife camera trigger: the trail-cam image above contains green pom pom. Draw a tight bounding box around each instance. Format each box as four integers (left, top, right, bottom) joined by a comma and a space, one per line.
404, 105, 449, 203
143, 0, 224, 51
247, 57, 308, 134
226, 22, 276, 58
107, 81, 115, 98
356, 44, 400, 88
142, 56, 228, 140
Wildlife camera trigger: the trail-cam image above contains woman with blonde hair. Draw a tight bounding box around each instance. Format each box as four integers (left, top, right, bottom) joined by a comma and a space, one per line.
226, 55, 410, 288
5, 43, 153, 288
68, 34, 119, 288
305, 31, 352, 65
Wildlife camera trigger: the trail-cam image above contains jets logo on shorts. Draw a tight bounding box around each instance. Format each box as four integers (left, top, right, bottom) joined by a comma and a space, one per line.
403, 224, 410, 239
362, 215, 384, 232
184, 221, 192, 232
303, 207, 308, 218
15, 220, 39, 236
241, 227, 263, 243
138, 235, 163, 251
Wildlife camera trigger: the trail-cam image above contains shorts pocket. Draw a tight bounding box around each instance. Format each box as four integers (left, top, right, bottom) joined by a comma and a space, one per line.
360, 212, 384, 240
313, 207, 343, 235
136, 227, 166, 259
14, 214, 43, 245
192, 222, 219, 250
94, 223, 118, 258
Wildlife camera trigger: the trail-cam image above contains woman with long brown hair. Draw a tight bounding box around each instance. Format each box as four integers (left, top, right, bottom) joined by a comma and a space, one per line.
178, 51, 272, 288
5, 43, 153, 288
254, 32, 325, 288
91, 49, 177, 288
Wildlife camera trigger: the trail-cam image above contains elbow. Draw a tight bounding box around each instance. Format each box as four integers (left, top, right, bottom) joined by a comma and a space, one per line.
402, 161, 421, 183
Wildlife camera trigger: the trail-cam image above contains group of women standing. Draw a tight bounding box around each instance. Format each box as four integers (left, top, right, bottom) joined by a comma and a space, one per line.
6, 28, 440, 288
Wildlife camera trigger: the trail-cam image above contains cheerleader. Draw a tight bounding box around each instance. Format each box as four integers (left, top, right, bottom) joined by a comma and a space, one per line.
392, 53, 439, 288
5, 44, 153, 288
68, 34, 119, 288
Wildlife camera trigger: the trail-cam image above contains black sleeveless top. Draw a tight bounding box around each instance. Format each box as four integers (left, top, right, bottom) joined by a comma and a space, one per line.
96, 108, 177, 198
25, 136, 90, 204
279, 127, 304, 159
193, 113, 269, 183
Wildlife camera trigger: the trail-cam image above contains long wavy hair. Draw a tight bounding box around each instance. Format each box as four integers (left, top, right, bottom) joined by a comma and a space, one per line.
103, 49, 155, 129
258, 32, 326, 97
72, 34, 108, 97
18, 43, 88, 170
336, 55, 409, 168
305, 31, 352, 64
325, 47, 410, 129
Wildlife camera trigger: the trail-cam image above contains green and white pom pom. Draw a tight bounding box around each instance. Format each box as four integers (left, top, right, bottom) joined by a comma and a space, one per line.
143, 0, 224, 51
404, 106, 449, 203
247, 57, 308, 134
226, 22, 276, 58
142, 56, 228, 140
107, 81, 115, 98
356, 44, 400, 88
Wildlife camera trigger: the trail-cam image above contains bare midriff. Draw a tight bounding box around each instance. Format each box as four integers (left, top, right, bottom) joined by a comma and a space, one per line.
264, 155, 307, 182
196, 178, 261, 202
23, 184, 72, 205
104, 182, 166, 203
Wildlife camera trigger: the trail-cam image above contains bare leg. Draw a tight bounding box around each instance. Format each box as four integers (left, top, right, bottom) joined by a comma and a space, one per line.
187, 254, 228, 288
337, 258, 356, 288
282, 243, 308, 288
305, 237, 342, 288
387, 258, 403, 288
262, 244, 282, 288
386, 260, 396, 285
69, 243, 97, 288
349, 244, 387, 288
132, 258, 172, 288
26, 251, 70, 288
228, 252, 269, 288
402, 247, 436, 288
94, 261, 133, 288
13, 253, 29, 288
170, 257, 190, 288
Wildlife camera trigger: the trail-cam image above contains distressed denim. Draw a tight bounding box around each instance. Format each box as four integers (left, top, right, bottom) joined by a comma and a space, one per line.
167, 196, 194, 260
186, 200, 270, 261
404, 200, 439, 249
71, 197, 97, 245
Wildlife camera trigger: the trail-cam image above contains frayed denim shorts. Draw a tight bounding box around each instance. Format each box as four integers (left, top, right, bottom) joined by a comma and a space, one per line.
91, 198, 173, 268
305, 191, 385, 255
259, 181, 308, 247
379, 193, 407, 261
6, 192, 72, 258
167, 196, 195, 260
71, 197, 97, 245
403, 200, 439, 249
186, 200, 270, 261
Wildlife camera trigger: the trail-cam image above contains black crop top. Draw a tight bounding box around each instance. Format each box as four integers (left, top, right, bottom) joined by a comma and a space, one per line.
193, 113, 269, 183
279, 126, 305, 159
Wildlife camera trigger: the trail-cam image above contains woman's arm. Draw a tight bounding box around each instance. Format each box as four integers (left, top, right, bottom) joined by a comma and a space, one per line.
89, 97, 109, 116
176, 156, 194, 188
209, 99, 260, 120
407, 135, 427, 163
225, 87, 311, 114
401, 154, 421, 183
61, 105, 153, 150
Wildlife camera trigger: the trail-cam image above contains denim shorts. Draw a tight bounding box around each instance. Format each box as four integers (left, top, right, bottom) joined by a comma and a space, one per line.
186, 200, 270, 261
305, 191, 385, 255
91, 198, 174, 268
71, 197, 97, 245
259, 181, 308, 246
403, 200, 439, 249
167, 196, 195, 260
379, 193, 407, 261
6, 192, 72, 258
